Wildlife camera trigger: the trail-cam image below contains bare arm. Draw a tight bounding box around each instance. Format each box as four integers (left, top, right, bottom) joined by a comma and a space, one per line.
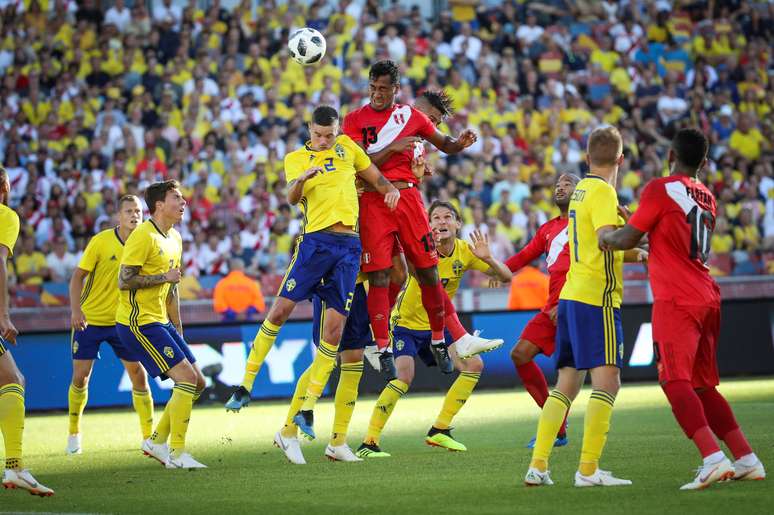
166, 283, 183, 335
69, 267, 90, 330
368, 137, 422, 167
357, 164, 400, 210
0, 246, 18, 344
425, 128, 477, 155
469, 230, 512, 282
600, 224, 646, 251
286, 166, 323, 205
118, 264, 179, 290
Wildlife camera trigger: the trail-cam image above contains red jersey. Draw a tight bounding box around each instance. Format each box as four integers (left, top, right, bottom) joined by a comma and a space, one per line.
342, 103, 436, 182
505, 216, 569, 311
629, 176, 720, 306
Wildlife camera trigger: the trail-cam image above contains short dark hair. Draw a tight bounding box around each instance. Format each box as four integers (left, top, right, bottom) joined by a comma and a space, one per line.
672, 128, 709, 170
557, 173, 581, 185
119, 194, 140, 208
369, 59, 400, 85
420, 90, 454, 117
144, 180, 180, 214
428, 200, 460, 221
311, 105, 339, 126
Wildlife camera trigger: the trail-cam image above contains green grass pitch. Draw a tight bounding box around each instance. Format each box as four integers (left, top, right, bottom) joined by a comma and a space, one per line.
3, 378, 773, 514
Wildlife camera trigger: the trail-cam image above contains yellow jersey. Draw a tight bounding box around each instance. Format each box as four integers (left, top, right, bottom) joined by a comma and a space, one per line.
0, 204, 20, 257
78, 228, 126, 326
284, 135, 370, 234
391, 239, 489, 331
560, 175, 624, 308
116, 220, 182, 327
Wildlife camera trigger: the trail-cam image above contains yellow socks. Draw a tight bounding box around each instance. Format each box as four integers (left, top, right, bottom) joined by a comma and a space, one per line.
241, 320, 281, 391
364, 379, 408, 445
330, 361, 364, 446
530, 390, 572, 472
132, 389, 154, 440
0, 383, 25, 470
281, 366, 312, 438
151, 407, 170, 444
434, 372, 480, 430
300, 340, 338, 411
167, 382, 196, 457
579, 389, 616, 476
67, 383, 88, 435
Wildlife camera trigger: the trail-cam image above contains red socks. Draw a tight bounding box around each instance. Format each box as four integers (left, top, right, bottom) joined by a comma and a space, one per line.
698, 387, 753, 459
388, 282, 402, 308
367, 284, 390, 349
662, 380, 720, 458
443, 293, 466, 342
419, 282, 445, 340
517, 361, 568, 436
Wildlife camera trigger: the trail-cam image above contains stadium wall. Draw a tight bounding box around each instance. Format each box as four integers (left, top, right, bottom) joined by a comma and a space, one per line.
16, 299, 774, 411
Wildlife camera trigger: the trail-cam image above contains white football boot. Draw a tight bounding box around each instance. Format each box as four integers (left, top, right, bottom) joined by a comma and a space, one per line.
524, 467, 554, 486
2, 469, 55, 496
325, 443, 363, 462
454, 331, 504, 360
732, 457, 766, 481
680, 457, 734, 490
575, 469, 632, 487
274, 431, 306, 465
66, 433, 82, 455
142, 438, 170, 465
165, 452, 207, 469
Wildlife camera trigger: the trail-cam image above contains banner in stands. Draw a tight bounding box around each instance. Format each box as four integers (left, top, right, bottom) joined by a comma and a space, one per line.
14, 300, 774, 411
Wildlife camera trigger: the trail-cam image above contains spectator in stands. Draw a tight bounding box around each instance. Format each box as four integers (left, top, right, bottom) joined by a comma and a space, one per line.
15, 237, 49, 286
729, 114, 767, 162
46, 237, 78, 283
212, 258, 265, 322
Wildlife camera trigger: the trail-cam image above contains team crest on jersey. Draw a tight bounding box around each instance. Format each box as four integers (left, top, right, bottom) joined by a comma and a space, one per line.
286, 278, 297, 292
72, 340, 79, 354
163, 346, 174, 359
452, 260, 464, 277
395, 339, 405, 351
335, 144, 345, 159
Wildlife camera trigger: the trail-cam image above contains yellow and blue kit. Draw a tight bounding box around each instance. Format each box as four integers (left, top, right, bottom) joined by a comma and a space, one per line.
0, 204, 19, 356
279, 135, 370, 316
557, 175, 625, 370
115, 220, 195, 378
391, 239, 489, 366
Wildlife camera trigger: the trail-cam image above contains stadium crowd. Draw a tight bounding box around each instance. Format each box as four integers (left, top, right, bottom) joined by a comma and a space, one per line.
0, 0, 772, 307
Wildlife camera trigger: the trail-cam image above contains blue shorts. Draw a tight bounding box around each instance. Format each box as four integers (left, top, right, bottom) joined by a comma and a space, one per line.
391, 325, 451, 368
556, 299, 623, 370
278, 231, 361, 315
312, 282, 372, 351
72, 325, 138, 361
116, 322, 196, 378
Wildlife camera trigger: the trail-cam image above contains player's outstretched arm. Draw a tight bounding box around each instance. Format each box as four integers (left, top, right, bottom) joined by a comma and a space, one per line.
425, 128, 477, 155
0, 245, 18, 345
369, 137, 422, 167
118, 265, 180, 291
69, 268, 90, 331
600, 224, 645, 251
503, 231, 545, 274
470, 230, 512, 281
356, 164, 400, 210
286, 166, 323, 205
166, 284, 183, 335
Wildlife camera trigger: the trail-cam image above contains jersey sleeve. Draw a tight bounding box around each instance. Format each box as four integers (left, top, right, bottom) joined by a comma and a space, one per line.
284, 151, 305, 183
342, 111, 361, 142
0, 210, 20, 257
121, 231, 151, 267
413, 108, 437, 139
505, 225, 546, 272
77, 236, 101, 272
589, 184, 619, 231
347, 137, 372, 171
628, 180, 664, 234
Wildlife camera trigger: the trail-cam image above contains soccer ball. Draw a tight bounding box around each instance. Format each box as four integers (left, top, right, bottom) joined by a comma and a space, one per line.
287, 28, 326, 66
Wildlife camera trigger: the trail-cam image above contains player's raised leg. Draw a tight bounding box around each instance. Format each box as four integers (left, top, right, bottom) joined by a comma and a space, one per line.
425, 344, 483, 452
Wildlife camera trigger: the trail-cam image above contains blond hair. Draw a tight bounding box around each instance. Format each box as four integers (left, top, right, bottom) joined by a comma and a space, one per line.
587, 126, 623, 167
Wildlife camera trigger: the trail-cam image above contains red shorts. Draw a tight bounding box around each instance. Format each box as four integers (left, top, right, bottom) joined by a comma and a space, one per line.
652, 300, 720, 389
359, 187, 438, 272
519, 310, 557, 356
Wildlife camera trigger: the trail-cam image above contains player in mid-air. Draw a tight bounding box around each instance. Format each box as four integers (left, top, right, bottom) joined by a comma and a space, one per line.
601, 128, 765, 489
228, 106, 399, 448
507, 173, 579, 448
0, 166, 54, 496
343, 60, 500, 374
116, 180, 206, 469
357, 201, 512, 458
524, 126, 645, 487
66, 195, 154, 455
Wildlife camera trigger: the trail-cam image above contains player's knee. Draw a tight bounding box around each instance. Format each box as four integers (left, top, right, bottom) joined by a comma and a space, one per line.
414, 266, 438, 285
510, 344, 529, 366
397, 369, 414, 386
72, 372, 91, 389
389, 265, 407, 286
369, 269, 391, 287
461, 355, 484, 374
1, 369, 24, 388
126, 365, 149, 390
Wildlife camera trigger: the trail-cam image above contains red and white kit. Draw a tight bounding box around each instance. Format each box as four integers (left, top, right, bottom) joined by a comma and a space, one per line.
629, 176, 721, 388
505, 216, 570, 355
343, 103, 438, 272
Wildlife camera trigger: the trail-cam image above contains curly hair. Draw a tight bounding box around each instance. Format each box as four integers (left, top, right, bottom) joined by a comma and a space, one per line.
420, 90, 455, 118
